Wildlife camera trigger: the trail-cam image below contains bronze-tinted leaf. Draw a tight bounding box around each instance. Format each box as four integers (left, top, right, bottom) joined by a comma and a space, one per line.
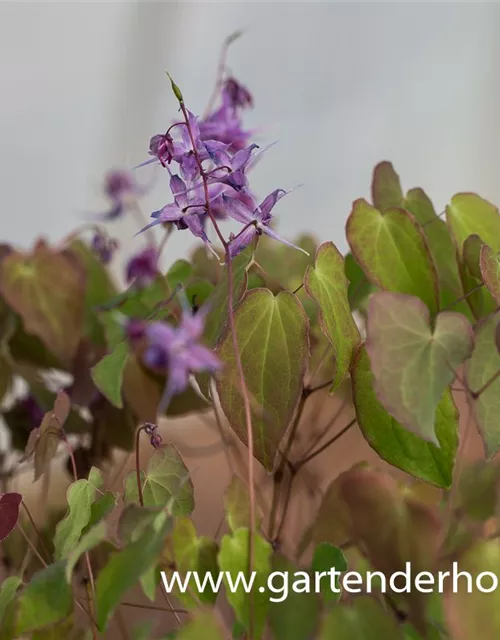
0, 493, 22, 542
0, 240, 85, 365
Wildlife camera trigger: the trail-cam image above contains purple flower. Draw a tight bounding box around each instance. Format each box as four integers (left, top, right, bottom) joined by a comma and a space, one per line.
149, 132, 175, 167
99, 170, 140, 220
138, 174, 209, 244
222, 77, 254, 110
90, 232, 118, 264
199, 103, 253, 151
223, 190, 309, 259
171, 111, 209, 182
126, 307, 221, 412
125, 245, 158, 286
205, 142, 258, 192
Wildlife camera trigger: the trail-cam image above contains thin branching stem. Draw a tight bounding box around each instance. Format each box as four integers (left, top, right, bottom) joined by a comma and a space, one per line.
179, 96, 256, 639
296, 418, 357, 470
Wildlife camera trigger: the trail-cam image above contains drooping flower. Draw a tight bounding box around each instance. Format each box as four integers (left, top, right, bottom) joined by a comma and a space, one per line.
171, 111, 209, 182
223, 190, 309, 259
98, 170, 140, 220
149, 132, 175, 167
126, 306, 221, 413
125, 245, 158, 286
138, 174, 209, 244
204, 141, 258, 192
90, 232, 118, 264
222, 77, 254, 110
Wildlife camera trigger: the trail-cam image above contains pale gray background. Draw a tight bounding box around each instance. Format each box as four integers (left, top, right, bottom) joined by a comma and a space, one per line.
1, 1, 500, 268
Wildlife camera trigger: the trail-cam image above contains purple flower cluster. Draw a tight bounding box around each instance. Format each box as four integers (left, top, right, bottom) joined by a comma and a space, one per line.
135, 74, 306, 259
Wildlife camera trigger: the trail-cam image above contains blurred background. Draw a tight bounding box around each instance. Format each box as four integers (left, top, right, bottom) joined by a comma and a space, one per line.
1, 1, 500, 266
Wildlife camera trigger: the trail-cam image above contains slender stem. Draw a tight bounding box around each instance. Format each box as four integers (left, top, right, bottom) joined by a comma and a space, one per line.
179, 98, 256, 639
442, 282, 484, 312
472, 368, 500, 398
21, 501, 50, 561
85, 580, 99, 640
296, 418, 356, 469
274, 471, 295, 543
300, 398, 349, 460
268, 393, 307, 539
121, 601, 188, 614
16, 522, 47, 568
135, 427, 145, 507
203, 33, 236, 117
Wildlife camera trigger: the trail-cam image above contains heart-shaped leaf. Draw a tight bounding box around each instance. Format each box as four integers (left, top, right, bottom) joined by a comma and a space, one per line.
0, 240, 85, 366
446, 193, 500, 256
0, 492, 22, 542
218, 529, 272, 640
16, 561, 72, 634
216, 289, 309, 471
466, 311, 500, 457
124, 445, 194, 515
65, 521, 107, 583
405, 188, 472, 317
366, 291, 473, 443
346, 199, 439, 314
91, 342, 129, 408
352, 345, 458, 487
304, 242, 360, 390
480, 244, 500, 305
53, 467, 104, 559
96, 512, 170, 631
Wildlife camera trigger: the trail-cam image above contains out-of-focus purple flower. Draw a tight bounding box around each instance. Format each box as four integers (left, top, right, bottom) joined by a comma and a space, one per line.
138, 174, 210, 244
149, 132, 175, 167
125, 306, 221, 412
199, 102, 253, 151
223, 190, 309, 259
125, 245, 159, 287
90, 232, 118, 264
20, 395, 44, 429
222, 77, 254, 110
98, 170, 141, 220
205, 142, 258, 192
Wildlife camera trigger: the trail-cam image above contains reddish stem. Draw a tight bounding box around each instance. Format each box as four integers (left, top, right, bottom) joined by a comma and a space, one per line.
179, 98, 256, 640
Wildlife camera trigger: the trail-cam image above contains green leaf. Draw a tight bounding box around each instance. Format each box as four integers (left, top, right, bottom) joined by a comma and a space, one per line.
366, 291, 473, 443
177, 611, 224, 640
304, 242, 360, 390
203, 248, 252, 347
218, 529, 272, 640
118, 504, 162, 545
268, 554, 320, 640
90, 342, 129, 408
352, 346, 458, 487
171, 517, 219, 605
16, 561, 72, 634
371, 161, 404, 210
95, 511, 171, 631
83, 490, 117, 534
216, 289, 309, 471
466, 311, 500, 457
54, 467, 104, 559
65, 522, 107, 583
124, 445, 194, 515
444, 539, 500, 640
446, 192, 500, 257
405, 187, 473, 318
346, 199, 439, 314
459, 234, 496, 320
344, 253, 376, 313
0, 240, 86, 366
480, 244, 500, 305
224, 475, 259, 533
167, 259, 193, 290
311, 542, 347, 603
319, 595, 400, 639
68, 239, 117, 345
0, 576, 21, 625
